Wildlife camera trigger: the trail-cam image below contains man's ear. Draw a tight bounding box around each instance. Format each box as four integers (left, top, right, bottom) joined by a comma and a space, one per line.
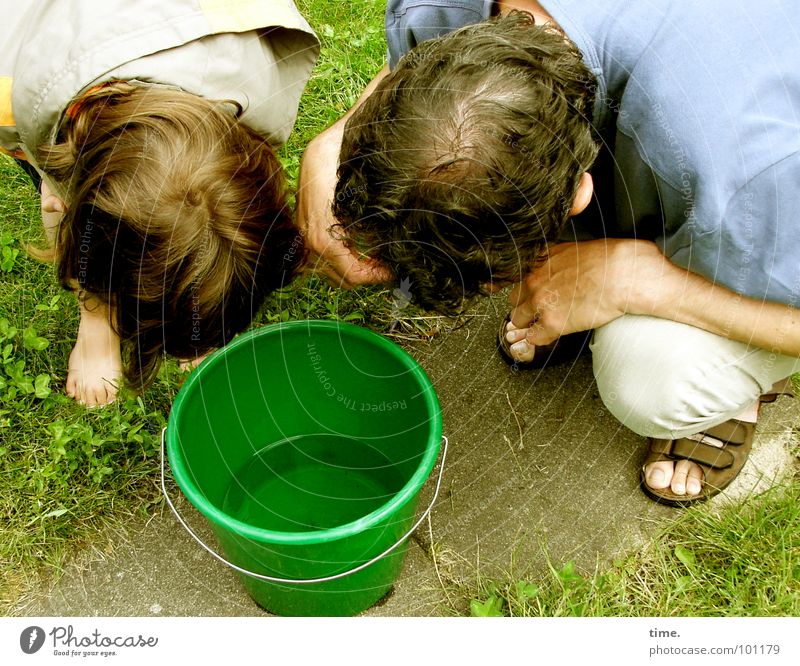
568, 172, 593, 216
347, 253, 393, 284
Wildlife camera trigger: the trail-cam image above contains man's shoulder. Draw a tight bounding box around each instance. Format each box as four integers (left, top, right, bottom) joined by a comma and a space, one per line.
385, 0, 493, 68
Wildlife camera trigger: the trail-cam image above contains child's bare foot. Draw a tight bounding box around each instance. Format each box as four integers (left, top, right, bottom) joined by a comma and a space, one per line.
66, 295, 122, 407
179, 352, 211, 372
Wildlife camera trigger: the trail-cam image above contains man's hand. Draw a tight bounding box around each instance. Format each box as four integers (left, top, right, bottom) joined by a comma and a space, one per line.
297, 65, 393, 289
296, 123, 391, 288
506, 239, 669, 348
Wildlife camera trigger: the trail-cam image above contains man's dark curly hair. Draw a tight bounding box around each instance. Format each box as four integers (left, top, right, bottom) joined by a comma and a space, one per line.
333, 11, 599, 313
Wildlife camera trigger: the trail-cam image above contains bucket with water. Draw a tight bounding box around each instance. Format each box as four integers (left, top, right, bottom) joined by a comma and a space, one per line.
163, 320, 444, 616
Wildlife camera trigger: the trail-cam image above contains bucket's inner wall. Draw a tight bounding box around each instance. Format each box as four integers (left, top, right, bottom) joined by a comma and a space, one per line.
172, 325, 437, 528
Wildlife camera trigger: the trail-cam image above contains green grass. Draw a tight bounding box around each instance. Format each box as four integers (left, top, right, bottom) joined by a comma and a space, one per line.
455, 476, 800, 617
0, 158, 181, 609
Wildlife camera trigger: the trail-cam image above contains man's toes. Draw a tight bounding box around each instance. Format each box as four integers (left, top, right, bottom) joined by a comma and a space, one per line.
685, 466, 703, 496
509, 340, 535, 362
671, 459, 702, 495
644, 461, 673, 489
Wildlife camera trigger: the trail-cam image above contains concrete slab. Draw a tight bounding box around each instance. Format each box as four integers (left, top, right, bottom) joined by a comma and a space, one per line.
11, 295, 799, 617
13, 496, 447, 617
405, 296, 798, 585
402, 296, 674, 583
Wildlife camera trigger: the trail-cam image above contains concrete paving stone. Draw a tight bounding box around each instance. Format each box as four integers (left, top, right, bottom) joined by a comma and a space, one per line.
15, 499, 268, 617
402, 297, 675, 582
13, 497, 448, 617
403, 296, 799, 581
360, 536, 450, 617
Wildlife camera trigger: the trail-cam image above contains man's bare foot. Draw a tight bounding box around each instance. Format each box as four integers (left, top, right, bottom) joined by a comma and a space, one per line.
642, 399, 760, 497
66, 295, 122, 407
504, 319, 537, 362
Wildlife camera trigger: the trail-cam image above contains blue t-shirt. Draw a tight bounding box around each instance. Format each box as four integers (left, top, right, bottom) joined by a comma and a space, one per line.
385, 0, 800, 306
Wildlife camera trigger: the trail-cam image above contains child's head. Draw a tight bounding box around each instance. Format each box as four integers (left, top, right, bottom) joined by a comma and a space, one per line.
334, 12, 599, 313
39, 82, 302, 389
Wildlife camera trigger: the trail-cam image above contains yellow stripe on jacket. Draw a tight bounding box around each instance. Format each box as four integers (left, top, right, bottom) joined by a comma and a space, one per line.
0, 77, 14, 126
200, 0, 305, 33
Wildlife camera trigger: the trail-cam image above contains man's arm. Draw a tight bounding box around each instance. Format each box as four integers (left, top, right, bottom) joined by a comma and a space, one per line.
296, 65, 392, 288
507, 239, 800, 358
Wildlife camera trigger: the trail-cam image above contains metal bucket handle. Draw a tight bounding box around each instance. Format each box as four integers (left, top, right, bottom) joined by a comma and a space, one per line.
160, 429, 448, 585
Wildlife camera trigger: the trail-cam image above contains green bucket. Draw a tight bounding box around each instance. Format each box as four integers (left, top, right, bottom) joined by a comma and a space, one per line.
163, 320, 443, 616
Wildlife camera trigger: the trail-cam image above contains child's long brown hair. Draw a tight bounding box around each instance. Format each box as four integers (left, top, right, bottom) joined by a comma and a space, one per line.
38, 82, 303, 389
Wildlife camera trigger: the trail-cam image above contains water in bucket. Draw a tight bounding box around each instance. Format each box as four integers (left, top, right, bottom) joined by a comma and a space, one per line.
222, 433, 407, 533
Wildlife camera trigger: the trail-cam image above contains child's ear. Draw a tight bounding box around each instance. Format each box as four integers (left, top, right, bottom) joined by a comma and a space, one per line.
568, 172, 593, 216
41, 194, 66, 214
40, 177, 66, 213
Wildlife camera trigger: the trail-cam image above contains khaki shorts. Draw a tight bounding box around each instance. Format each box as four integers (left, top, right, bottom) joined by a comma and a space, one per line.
591, 315, 800, 439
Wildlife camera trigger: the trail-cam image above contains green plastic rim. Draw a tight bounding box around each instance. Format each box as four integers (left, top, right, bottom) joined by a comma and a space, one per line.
165, 320, 443, 546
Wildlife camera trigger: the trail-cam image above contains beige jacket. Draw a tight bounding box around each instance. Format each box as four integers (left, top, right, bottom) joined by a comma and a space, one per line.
0, 0, 319, 166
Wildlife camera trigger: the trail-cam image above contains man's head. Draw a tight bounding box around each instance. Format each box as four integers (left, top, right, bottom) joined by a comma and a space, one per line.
334, 11, 599, 312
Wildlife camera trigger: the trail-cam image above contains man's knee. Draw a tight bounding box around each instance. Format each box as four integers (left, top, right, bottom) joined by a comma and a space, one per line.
594, 367, 712, 438
591, 315, 763, 438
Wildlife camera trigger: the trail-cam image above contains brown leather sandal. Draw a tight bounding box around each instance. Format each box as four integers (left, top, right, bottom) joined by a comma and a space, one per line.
641, 419, 755, 506
641, 385, 794, 506
496, 315, 591, 370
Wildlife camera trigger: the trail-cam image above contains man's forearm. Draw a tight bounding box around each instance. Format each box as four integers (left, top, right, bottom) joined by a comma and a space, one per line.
632, 245, 800, 358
